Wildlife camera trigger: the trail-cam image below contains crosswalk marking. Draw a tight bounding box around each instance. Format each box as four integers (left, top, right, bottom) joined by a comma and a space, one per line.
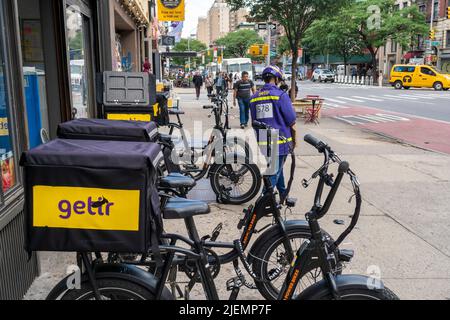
336, 96, 365, 102
372, 95, 401, 101
383, 94, 418, 100
352, 96, 383, 102
324, 97, 348, 104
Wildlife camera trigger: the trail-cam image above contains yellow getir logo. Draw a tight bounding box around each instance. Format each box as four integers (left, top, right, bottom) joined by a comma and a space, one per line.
33, 186, 140, 231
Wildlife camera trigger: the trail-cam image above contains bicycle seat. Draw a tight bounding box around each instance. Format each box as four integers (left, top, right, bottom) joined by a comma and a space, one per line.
159, 173, 196, 189
163, 197, 210, 219
169, 109, 185, 115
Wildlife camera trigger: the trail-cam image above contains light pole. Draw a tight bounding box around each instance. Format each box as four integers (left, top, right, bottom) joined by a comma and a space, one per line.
187, 32, 196, 72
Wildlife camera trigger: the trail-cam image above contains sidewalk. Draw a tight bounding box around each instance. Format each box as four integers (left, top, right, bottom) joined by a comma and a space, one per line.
24, 87, 450, 300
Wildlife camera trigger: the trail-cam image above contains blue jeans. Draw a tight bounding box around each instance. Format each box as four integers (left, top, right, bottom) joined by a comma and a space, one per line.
267, 155, 287, 197
238, 97, 250, 125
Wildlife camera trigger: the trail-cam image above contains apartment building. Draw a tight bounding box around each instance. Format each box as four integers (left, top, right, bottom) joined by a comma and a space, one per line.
196, 0, 249, 46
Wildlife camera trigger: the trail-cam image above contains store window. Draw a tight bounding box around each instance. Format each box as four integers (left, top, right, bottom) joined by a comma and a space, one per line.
0, 18, 17, 195
66, 4, 93, 119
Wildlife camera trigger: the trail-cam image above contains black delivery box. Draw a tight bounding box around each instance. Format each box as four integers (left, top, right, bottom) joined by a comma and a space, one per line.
57, 118, 159, 142
20, 139, 164, 253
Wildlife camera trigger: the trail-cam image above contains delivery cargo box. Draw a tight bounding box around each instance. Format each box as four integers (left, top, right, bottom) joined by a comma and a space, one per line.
20, 139, 164, 253
57, 118, 159, 142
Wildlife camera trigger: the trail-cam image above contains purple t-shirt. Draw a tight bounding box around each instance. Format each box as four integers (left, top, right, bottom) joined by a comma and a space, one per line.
249, 83, 296, 155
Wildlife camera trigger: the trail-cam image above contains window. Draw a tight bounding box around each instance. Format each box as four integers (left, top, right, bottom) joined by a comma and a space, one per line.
419, 4, 426, 13
66, 4, 93, 119
421, 67, 436, 76
447, 30, 450, 48
0, 16, 18, 196
391, 41, 397, 53
433, 0, 439, 19
394, 66, 415, 73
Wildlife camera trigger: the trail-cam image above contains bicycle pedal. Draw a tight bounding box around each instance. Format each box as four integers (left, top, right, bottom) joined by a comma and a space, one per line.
226, 277, 243, 291
285, 197, 297, 208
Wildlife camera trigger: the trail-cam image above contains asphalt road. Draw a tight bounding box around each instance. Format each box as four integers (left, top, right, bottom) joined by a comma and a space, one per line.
296, 81, 450, 123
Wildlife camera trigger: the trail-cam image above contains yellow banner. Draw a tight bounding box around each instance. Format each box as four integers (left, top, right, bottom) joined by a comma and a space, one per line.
0, 117, 9, 136
33, 186, 140, 231
157, 0, 185, 21
106, 113, 152, 122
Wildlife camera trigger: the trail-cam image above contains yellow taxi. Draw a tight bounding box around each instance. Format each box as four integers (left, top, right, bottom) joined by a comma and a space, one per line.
389, 64, 450, 91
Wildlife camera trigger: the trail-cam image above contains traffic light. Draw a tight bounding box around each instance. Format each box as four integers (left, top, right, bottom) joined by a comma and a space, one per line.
447, 7, 450, 19
249, 45, 260, 56
429, 29, 435, 40
249, 44, 270, 56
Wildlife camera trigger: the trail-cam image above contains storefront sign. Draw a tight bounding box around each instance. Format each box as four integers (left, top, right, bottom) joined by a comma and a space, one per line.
0, 117, 8, 136
157, 0, 185, 22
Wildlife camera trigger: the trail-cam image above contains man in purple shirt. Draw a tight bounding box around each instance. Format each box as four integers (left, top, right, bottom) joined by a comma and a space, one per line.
250, 66, 297, 198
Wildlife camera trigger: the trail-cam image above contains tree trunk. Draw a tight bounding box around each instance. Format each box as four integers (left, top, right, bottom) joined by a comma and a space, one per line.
291, 51, 299, 102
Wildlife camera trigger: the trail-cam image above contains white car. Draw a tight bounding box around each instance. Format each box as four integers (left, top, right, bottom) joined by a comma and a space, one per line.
311, 69, 335, 83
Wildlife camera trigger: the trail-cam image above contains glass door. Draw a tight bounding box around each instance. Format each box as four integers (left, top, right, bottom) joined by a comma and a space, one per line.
66, 2, 94, 119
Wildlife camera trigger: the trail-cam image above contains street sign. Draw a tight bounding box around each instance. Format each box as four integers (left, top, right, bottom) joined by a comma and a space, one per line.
256, 23, 276, 30
425, 40, 442, 47
161, 36, 176, 46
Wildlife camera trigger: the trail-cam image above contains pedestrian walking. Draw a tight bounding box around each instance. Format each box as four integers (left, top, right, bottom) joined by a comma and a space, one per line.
142, 57, 151, 73
233, 71, 256, 129
205, 75, 214, 96
249, 65, 297, 199
214, 72, 227, 95
192, 71, 203, 100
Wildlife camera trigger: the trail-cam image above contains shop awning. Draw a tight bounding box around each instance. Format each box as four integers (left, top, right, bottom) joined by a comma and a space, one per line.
403, 51, 424, 60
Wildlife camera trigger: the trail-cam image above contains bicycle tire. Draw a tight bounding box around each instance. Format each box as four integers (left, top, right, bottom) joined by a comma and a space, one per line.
47, 277, 158, 300
210, 163, 261, 205
298, 285, 400, 300
252, 227, 341, 300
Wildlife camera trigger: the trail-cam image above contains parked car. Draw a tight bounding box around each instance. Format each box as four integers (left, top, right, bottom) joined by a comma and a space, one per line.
311, 69, 335, 82
389, 64, 450, 91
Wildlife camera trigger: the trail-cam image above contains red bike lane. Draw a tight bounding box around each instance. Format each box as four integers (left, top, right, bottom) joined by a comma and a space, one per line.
322, 106, 450, 154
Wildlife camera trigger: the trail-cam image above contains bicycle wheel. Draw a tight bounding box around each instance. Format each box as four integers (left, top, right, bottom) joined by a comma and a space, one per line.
299, 285, 399, 300
47, 277, 157, 300
252, 226, 341, 300
210, 163, 261, 205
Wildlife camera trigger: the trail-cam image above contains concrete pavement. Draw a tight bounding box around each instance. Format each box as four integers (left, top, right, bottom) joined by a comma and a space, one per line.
24, 86, 450, 300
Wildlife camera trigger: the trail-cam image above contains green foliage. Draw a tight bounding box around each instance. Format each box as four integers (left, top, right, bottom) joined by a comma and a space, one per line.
328, 0, 428, 70
172, 38, 207, 67
215, 29, 264, 58
302, 17, 365, 71
277, 36, 290, 56
226, 0, 350, 100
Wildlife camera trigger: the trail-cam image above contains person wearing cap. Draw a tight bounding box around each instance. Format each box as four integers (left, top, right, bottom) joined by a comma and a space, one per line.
249, 65, 297, 198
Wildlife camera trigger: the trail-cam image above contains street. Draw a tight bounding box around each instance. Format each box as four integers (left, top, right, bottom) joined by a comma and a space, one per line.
24, 87, 450, 300
294, 82, 450, 154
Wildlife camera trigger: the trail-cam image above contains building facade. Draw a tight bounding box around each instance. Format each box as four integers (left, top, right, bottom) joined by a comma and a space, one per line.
196, 0, 249, 46
378, 0, 450, 81
196, 17, 209, 46
0, 0, 152, 300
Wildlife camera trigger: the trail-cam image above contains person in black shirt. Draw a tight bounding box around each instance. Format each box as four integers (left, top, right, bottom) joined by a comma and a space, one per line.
233, 71, 256, 129
192, 72, 203, 100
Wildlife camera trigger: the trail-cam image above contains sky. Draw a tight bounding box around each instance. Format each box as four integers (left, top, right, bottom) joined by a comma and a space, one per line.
181, 0, 215, 38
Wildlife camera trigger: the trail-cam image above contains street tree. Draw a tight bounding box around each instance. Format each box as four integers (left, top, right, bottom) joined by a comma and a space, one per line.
335, 0, 428, 80
172, 38, 207, 69
215, 29, 264, 58
226, 0, 349, 101
303, 18, 365, 76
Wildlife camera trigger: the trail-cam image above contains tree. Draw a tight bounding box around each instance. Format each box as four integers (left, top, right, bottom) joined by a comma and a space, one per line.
334, 0, 428, 81
227, 0, 349, 101
277, 36, 290, 56
171, 38, 207, 68
215, 29, 264, 58
303, 18, 364, 76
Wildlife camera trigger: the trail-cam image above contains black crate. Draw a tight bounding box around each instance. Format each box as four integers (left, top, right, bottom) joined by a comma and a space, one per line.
20, 139, 163, 253
57, 118, 159, 142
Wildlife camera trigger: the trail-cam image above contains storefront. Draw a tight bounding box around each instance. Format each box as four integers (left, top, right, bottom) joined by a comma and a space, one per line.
0, 0, 152, 299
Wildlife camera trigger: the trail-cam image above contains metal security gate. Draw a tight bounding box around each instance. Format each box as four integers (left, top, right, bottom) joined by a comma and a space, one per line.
0, 210, 39, 300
